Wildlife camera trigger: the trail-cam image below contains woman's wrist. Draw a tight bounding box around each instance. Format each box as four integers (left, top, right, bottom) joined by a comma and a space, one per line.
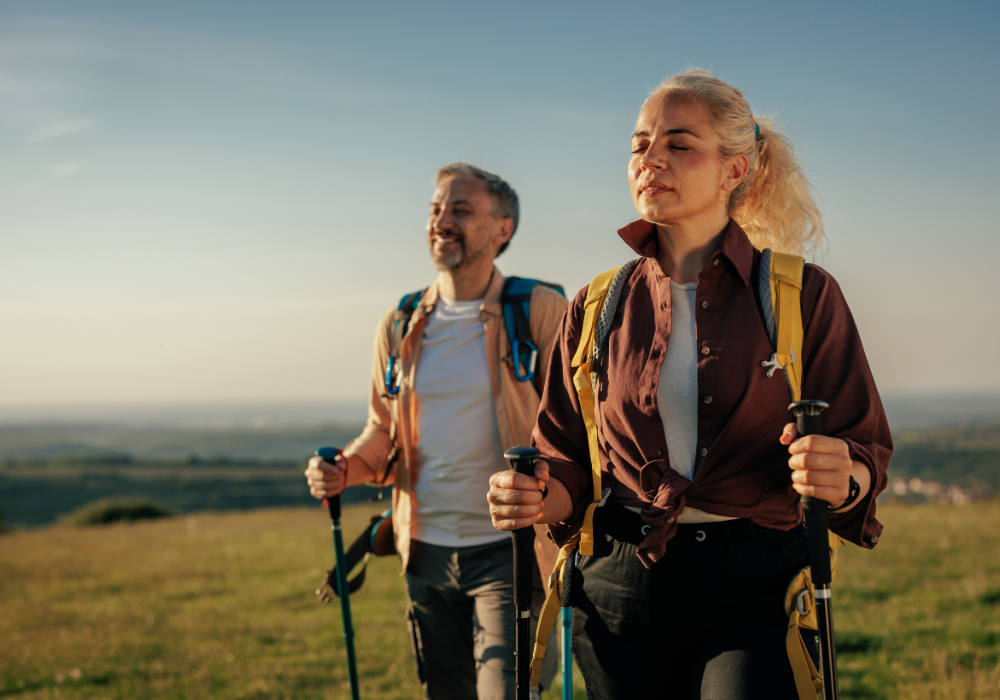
537, 477, 573, 524
830, 460, 871, 513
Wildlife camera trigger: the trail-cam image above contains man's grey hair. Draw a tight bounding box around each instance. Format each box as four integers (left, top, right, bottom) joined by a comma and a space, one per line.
435, 162, 519, 256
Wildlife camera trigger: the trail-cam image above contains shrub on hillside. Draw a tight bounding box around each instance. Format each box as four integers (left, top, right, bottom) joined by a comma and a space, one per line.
66, 498, 177, 526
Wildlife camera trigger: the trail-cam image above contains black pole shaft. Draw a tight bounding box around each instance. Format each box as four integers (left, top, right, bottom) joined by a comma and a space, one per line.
789, 402, 839, 700
317, 448, 361, 700
505, 446, 540, 700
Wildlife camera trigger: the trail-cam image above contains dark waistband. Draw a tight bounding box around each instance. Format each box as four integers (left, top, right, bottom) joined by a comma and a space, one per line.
595, 502, 802, 552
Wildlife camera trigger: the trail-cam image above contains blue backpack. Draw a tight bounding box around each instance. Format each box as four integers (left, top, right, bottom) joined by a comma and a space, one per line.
383, 277, 565, 397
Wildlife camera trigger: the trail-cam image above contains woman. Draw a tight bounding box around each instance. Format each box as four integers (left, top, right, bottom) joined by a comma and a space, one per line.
488, 70, 891, 698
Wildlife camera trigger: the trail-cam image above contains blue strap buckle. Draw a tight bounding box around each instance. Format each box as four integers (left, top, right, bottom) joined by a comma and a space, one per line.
511, 339, 538, 383
384, 356, 401, 395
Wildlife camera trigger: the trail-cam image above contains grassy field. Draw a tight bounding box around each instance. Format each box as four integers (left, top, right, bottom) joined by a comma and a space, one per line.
1, 502, 998, 700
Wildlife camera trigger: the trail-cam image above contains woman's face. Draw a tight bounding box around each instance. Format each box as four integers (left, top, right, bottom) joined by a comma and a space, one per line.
629, 92, 743, 228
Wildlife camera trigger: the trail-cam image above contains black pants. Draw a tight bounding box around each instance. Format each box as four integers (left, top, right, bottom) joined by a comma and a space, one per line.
569, 505, 809, 699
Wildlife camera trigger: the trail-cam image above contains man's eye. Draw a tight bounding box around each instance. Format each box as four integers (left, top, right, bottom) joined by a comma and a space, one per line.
670, 144, 690, 151
631, 146, 647, 154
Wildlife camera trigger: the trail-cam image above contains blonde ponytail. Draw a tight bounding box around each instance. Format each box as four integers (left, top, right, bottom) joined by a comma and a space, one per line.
651, 70, 825, 256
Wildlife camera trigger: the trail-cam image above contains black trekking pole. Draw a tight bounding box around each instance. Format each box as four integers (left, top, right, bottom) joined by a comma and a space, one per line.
504, 446, 540, 700
788, 401, 839, 700
315, 447, 361, 700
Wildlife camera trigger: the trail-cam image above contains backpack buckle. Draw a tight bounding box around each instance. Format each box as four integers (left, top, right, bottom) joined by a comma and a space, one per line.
795, 588, 812, 616
384, 356, 401, 396
598, 487, 612, 507
511, 339, 538, 382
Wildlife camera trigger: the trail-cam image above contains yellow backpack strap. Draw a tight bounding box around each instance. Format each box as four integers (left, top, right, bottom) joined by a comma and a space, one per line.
784, 532, 844, 699
570, 265, 623, 556
760, 250, 805, 402
530, 537, 579, 687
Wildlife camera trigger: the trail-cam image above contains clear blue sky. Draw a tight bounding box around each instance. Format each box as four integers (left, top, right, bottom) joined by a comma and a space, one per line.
2, 0, 998, 408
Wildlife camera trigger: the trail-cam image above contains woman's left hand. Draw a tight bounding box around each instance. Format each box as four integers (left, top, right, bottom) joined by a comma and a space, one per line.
780, 424, 853, 509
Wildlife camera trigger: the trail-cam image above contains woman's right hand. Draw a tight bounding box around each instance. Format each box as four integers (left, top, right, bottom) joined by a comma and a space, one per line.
489, 458, 574, 530
304, 454, 348, 499
487, 459, 548, 530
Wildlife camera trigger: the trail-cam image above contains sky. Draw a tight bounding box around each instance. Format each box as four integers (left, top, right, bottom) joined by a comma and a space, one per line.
2, 0, 999, 413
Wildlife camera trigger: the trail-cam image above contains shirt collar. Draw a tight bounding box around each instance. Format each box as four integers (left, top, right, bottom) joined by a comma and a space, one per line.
418, 265, 505, 317
616, 217, 754, 287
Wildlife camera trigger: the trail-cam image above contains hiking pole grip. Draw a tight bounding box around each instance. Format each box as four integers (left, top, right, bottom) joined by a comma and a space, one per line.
505, 446, 540, 700
316, 446, 344, 521
787, 400, 839, 700
788, 401, 832, 584
315, 446, 361, 700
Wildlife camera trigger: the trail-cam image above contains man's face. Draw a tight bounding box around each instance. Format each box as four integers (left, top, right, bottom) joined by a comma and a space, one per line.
426, 176, 509, 272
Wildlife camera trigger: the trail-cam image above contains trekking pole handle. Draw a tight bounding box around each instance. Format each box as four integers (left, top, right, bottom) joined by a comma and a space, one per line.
787, 401, 832, 584
316, 446, 344, 521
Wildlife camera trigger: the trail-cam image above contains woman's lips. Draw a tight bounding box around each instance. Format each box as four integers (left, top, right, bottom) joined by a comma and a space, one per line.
640, 182, 670, 196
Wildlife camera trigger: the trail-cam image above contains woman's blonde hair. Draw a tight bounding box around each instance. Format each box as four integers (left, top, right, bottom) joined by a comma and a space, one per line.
650, 69, 824, 256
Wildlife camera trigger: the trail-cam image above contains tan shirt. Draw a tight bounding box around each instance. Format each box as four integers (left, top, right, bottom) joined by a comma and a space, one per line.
344, 267, 569, 575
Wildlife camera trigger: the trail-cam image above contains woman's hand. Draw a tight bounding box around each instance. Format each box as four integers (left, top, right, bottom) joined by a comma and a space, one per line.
780, 424, 870, 510
488, 458, 573, 530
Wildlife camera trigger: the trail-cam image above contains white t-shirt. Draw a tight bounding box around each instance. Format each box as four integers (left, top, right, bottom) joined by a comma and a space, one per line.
411, 296, 510, 547
654, 281, 734, 524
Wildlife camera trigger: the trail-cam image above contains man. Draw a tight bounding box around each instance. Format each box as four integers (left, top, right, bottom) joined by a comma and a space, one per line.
305, 163, 567, 699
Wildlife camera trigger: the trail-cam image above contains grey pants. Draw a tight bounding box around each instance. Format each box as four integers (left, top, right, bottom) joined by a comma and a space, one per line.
405, 539, 558, 700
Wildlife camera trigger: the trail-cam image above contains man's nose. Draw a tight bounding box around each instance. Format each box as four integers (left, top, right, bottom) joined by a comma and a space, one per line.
430, 209, 452, 230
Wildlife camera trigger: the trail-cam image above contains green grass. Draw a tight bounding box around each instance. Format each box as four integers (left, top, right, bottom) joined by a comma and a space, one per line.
1, 502, 998, 699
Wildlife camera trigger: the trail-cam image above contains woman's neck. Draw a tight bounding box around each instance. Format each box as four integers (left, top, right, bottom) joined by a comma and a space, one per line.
654, 211, 731, 283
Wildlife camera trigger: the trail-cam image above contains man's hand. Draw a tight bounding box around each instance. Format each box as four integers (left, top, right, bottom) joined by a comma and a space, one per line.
781, 424, 868, 510
304, 454, 348, 500
488, 458, 573, 530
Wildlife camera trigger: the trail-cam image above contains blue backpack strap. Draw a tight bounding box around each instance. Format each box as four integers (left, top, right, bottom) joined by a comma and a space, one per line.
758, 249, 778, 349
501, 277, 566, 388
384, 290, 424, 396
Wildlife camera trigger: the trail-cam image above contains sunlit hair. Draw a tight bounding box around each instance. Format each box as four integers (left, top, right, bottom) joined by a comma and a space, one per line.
649, 70, 825, 256
436, 162, 520, 256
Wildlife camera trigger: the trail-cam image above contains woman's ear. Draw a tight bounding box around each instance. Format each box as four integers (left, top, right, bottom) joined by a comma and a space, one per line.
722, 154, 750, 193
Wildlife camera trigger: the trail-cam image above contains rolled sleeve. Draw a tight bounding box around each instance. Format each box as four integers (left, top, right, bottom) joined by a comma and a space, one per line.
801, 266, 893, 548
532, 288, 595, 545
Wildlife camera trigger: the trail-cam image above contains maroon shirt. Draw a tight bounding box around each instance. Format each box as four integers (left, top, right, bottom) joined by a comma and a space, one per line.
535, 219, 892, 567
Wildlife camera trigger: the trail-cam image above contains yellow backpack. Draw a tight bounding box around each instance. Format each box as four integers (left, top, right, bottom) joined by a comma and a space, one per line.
530, 251, 841, 700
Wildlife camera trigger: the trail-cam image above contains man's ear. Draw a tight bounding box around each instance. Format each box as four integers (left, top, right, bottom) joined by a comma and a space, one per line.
494, 217, 514, 247
722, 154, 750, 193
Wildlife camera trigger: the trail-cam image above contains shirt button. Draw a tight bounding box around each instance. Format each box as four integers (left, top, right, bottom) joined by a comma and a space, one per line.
701, 347, 710, 355
701, 300, 710, 309
699, 447, 708, 457
712, 258, 720, 266
666, 516, 675, 524
703, 395, 713, 404
870, 534, 879, 544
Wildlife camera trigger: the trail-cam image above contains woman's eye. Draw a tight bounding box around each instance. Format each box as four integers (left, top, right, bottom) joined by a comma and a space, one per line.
670, 144, 690, 151
631, 145, 647, 154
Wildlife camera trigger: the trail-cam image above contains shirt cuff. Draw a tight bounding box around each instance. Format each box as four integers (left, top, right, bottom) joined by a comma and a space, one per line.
828, 439, 883, 549
544, 456, 593, 545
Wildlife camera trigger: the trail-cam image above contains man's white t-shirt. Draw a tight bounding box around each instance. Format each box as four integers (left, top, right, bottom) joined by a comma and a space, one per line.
411, 296, 510, 547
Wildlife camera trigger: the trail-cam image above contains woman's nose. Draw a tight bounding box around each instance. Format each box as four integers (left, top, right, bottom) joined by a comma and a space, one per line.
640, 144, 667, 171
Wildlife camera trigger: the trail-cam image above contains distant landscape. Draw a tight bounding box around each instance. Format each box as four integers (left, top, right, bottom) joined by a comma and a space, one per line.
2, 393, 1000, 529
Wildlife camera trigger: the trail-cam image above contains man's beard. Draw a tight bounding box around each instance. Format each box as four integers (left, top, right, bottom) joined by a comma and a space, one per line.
429, 232, 487, 272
